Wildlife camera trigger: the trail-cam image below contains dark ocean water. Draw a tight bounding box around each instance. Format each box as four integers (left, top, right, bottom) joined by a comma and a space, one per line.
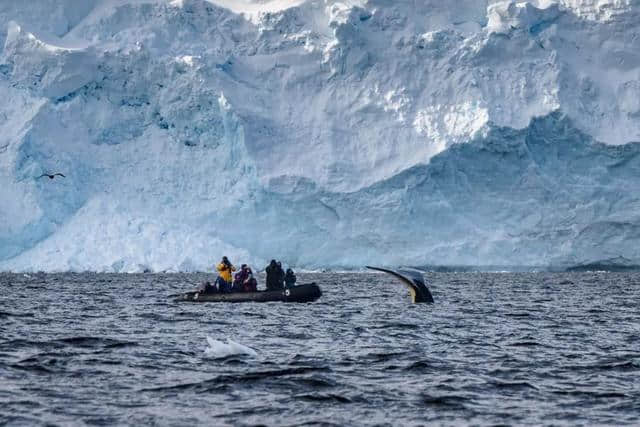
1, 272, 639, 426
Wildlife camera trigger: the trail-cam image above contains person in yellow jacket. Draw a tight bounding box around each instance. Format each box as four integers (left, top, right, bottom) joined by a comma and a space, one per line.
215, 256, 236, 292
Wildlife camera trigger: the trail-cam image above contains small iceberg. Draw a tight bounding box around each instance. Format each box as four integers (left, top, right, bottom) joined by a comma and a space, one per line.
204, 336, 258, 359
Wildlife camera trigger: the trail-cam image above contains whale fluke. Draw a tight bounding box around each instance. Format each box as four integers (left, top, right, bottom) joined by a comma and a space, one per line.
366, 266, 434, 303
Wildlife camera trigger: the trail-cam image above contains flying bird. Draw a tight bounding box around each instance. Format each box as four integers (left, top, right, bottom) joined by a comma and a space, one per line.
37, 173, 66, 180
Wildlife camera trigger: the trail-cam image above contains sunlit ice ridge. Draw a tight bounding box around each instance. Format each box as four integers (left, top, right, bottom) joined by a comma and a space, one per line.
1, 0, 640, 272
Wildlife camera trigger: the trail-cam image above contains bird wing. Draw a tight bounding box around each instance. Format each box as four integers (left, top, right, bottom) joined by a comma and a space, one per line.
54, 173, 66, 178
36, 174, 47, 179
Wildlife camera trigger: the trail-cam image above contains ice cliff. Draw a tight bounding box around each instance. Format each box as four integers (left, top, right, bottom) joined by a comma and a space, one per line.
1, 0, 640, 271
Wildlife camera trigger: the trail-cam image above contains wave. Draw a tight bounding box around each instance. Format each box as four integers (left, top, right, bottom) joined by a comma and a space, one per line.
0, 336, 136, 350
140, 366, 328, 393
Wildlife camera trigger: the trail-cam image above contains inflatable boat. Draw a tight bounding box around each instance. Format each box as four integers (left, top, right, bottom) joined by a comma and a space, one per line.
173, 283, 322, 303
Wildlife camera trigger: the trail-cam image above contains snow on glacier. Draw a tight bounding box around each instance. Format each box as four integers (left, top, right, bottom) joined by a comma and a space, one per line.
1, 0, 640, 271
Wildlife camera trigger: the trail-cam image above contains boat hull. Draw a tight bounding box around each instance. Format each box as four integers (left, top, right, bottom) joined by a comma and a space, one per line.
174, 283, 322, 303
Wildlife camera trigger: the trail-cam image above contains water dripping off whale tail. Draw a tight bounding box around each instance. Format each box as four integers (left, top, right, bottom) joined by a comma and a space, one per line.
366, 266, 434, 304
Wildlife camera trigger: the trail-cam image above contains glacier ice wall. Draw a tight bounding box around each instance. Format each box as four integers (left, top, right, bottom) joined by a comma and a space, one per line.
1, 0, 640, 271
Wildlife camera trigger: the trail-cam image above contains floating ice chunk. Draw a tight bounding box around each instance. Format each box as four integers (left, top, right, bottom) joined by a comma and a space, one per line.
204, 336, 258, 359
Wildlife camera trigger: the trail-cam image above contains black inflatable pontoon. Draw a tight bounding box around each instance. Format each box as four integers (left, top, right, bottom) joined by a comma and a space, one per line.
174, 283, 322, 303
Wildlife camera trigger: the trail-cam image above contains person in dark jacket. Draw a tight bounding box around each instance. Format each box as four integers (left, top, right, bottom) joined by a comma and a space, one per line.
276, 261, 285, 288
265, 259, 283, 290
284, 268, 296, 288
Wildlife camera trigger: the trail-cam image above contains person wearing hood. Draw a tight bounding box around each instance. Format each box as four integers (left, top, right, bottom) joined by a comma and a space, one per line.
265, 259, 283, 290
215, 256, 236, 293
284, 268, 297, 288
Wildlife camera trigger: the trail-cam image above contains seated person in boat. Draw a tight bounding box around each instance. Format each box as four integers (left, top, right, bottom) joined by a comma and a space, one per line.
242, 266, 258, 292
215, 256, 236, 293
233, 264, 258, 292
232, 264, 259, 292
284, 268, 297, 288
265, 259, 284, 290
232, 264, 248, 292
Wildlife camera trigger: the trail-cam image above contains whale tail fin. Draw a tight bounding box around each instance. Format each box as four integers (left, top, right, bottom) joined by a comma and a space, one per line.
366, 266, 434, 303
